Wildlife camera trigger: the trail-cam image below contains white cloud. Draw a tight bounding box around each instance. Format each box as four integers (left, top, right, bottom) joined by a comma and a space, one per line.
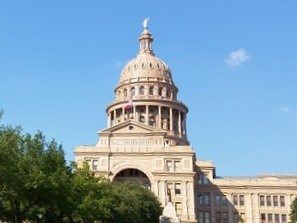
274, 105, 294, 115
280, 106, 291, 114
225, 48, 251, 66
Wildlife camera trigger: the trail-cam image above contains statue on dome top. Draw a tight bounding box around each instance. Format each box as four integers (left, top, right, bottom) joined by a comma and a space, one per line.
143, 17, 149, 29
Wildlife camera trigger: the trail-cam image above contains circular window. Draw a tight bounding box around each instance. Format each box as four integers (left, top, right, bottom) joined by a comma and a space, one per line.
128, 125, 134, 130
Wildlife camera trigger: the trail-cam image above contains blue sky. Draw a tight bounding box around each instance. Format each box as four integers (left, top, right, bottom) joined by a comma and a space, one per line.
1, 1, 296, 176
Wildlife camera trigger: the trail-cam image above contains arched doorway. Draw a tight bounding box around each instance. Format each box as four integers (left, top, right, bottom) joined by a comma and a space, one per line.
113, 168, 151, 189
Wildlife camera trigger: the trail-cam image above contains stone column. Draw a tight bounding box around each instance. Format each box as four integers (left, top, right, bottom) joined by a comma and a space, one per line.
252, 193, 259, 223
112, 110, 115, 126
158, 106, 162, 128
245, 193, 253, 223
227, 194, 233, 223
135, 106, 139, 122
188, 181, 196, 221
107, 112, 111, 128
178, 110, 182, 137
183, 114, 187, 136
122, 107, 124, 122
145, 105, 149, 125
170, 108, 173, 133
160, 181, 166, 207
133, 105, 136, 120
152, 180, 159, 197
182, 182, 188, 219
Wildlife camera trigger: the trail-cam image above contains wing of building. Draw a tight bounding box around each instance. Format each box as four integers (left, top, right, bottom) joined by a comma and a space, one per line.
75, 22, 297, 223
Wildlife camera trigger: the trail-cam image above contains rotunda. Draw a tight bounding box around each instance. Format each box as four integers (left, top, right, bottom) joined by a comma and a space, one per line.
106, 22, 189, 146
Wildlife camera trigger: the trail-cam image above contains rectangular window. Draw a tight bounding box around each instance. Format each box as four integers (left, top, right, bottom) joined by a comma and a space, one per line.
215, 195, 221, 206
198, 211, 211, 223
198, 193, 210, 206
216, 212, 221, 223
203, 174, 209, 184
198, 173, 203, 184
165, 160, 181, 172
198, 212, 204, 223
280, 196, 285, 206
198, 194, 203, 205
222, 195, 228, 206
175, 202, 182, 216
92, 159, 99, 170
273, 195, 278, 206
260, 195, 265, 206
233, 195, 238, 205
175, 183, 181, 195
204, 193, 210, 205
261, 213, 266, 223
275, 214, 280, 223
198, 173, 209, 184
268, 213, 273, 223
174, 160, 181, 171
86, 159, 91, 167
165, 160, 173, 172
267, 196, 272, 206
281, 214, 287, 223
234, 212, 239, 223
222, 212, 228, 223
239, 195, 244, 206
205, 212, 210, 223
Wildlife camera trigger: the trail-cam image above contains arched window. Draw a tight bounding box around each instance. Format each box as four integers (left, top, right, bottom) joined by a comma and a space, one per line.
130, 87, 135, 96
139, 86, 145, 95
124, 89, 127, 98
158, 87, 163, 96
149, 86, 154, 95
172, 92, 176, 99
166, 89, 170, 98
116, 90, 121, 99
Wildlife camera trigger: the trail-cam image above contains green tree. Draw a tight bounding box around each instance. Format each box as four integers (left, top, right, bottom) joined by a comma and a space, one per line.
71, 163, 162, 223
70, 162, 118, 223
0, 119, 73, 222
0, 124, 26, 223
291, 197, 297, 223
111, 182, 162, 223
1, 114, 162, 223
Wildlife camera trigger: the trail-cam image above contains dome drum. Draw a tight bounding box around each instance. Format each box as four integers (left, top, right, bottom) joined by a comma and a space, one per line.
114, 83, 178, 103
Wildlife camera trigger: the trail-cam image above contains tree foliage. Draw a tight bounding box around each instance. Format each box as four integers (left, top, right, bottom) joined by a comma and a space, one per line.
0, 123, 72, 222
291, 197, 297, 223
0, 116, 162, 223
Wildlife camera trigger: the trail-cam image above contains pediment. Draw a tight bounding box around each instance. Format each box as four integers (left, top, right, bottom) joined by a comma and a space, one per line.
99, 120, 166, 136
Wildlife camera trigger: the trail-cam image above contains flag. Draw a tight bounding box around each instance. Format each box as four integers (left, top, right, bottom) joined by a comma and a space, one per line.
124, 97, 133, 110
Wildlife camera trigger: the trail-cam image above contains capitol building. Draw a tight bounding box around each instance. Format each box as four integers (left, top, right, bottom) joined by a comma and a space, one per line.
75, 22, 297, 223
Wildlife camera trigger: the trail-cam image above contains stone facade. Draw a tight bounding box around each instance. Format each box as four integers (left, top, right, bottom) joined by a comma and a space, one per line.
196, 160, 297, 223
75, 23, 297, 223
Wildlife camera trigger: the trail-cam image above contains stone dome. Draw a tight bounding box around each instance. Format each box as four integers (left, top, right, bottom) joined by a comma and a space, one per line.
118, 27, 175, 86
119, 53, 173, 85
